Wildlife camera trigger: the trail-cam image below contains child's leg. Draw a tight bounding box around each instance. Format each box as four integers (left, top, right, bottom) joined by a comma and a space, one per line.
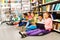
28, 29, 42, 36
19, 26, 27, 38
19, 26, 26, 34
1, 21, 7, 24
26, 29, 40, 35
28, 30, 49, 36
20, 27, 23, 32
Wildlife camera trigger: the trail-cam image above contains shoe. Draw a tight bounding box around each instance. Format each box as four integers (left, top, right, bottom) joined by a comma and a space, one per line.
19, 32, 26, 38
23, 34, 27, 37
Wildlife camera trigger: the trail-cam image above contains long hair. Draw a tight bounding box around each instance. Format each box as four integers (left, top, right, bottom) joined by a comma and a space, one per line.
44, 12, 51, 18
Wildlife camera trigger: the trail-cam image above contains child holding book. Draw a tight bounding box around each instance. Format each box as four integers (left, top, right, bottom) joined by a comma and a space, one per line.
19, 12, 53, 38
37, 14, 44, 23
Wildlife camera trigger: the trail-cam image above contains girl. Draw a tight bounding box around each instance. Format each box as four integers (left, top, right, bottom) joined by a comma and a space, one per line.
27, 12, 33, 20
43, 12, 53, 31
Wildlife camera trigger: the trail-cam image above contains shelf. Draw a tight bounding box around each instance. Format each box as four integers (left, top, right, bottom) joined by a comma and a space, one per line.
39, 0, 60, 7
39, 10, 60, 13
32, 6, 38, 9
31, 1, 60, 8
30, 1, 36, 4
54, 29, 60, 33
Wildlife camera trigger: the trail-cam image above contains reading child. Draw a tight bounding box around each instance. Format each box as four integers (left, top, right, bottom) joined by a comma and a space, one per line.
37, 14, 44, 23
12, 14, 20, 25
19, 12, 53, 38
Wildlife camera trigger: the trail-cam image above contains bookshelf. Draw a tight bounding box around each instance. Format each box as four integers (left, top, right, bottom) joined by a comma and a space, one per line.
31, 0, 60, 32
39, 1, 60, 6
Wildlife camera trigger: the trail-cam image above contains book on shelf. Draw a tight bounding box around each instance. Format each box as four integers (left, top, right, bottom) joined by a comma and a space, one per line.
2, 0, 4, 4
51, 4, 56, 11
38, 0, 42, 4
42, 0, 45, 4
30, 0, 32, 3
46, 5, 51, 11
56, 14, 60, 19
46, 0, 58, 3
40, 7, 42, 12
52, 12, 57, 19
41, 6, 46, 11
30, 0, 36, 3
54, 3, 60, 10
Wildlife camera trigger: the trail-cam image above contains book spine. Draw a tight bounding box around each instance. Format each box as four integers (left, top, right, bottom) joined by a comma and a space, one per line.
42, 0, 45, 4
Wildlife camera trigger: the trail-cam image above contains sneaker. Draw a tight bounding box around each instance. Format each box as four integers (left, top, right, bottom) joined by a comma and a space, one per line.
19, 32, 26, 38
23, 34, 27, 37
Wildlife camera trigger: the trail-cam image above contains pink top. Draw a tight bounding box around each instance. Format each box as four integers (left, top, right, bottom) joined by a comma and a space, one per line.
44, 18, 53, 31
28, 15, 33, 20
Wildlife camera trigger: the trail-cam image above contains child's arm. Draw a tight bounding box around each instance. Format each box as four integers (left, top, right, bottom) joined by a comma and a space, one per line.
25, 21, 30, 27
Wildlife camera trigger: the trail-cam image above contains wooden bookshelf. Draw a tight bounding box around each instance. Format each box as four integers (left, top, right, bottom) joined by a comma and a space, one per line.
32, 0, 60, 11
39, 10, 60, 13
39, 0, 60, 7
31, 0, 60, 33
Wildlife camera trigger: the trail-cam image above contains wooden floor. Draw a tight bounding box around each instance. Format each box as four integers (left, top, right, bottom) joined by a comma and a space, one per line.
0, 24, 60, 40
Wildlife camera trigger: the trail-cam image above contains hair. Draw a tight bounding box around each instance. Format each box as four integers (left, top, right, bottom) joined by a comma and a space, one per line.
28, 12, 31, 13
38, 14, 43, 18
23, 13, 28, 16
44, 12, 51, 18
31, 12, 35, 16
27, 12, 31, 16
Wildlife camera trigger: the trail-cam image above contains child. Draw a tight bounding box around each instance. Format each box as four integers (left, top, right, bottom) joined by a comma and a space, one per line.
19, 17, 37, 38
19, 13, 28, 34
12, 14, 20, 25
43, 12, 53, 31
1, 13, 10, 24
37, 14, 44, 23
27, 12, 33, 20
19, 12, 53, 38
26, 19, 37, 31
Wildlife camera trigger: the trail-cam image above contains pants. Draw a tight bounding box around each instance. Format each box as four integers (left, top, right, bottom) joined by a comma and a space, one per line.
1, 21, 14, 25
27, 29, 50, 36
19, 22, 27, 26
1, 21, 10, 24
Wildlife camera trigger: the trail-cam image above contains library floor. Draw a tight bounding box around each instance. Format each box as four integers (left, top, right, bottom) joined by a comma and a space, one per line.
0, 24, 60, 40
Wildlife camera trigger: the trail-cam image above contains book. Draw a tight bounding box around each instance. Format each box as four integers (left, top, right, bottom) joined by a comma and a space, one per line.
40, 7, 42, 12
30, 0, 36, 3
46, 5, 51, 11
42, 0, 45, 4
46, 0, 52, 3
2, 0, 4, 4
54, 3, 60, 10
38, 0, 42, 4
51, 4, 56, 11
41, 6, 46, 11
46, 0, 58, 3
56, 14, 60, 19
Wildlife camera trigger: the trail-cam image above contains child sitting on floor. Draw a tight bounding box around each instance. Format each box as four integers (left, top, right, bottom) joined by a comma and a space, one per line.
19, 12, 53, 38
12, 14, 20, 25
19, 13, 28, 34
37, 14, 44, 23
12, 14, 20, 27
26, 19, 37, 31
